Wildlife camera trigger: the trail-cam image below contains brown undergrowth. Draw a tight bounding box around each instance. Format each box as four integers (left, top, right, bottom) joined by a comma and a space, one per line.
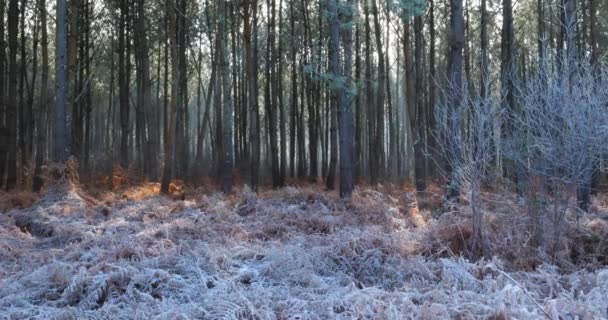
0, 178, 607, 319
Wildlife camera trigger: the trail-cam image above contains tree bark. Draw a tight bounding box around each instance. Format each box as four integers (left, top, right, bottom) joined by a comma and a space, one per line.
537, 0, 545, 65
371, 0, 385, 183
354, 22, 361, 183
221, 0, 233, 193
480, 0, 490, 97
243, 0, 260, 190
277, 0, 286, 186
5, 0, 19, 189
326, 0, 338, 190
364, 0, 374, 184
414, 15, 426, 192
118, 0, 129, 169
446, 0, 465, 203
339, 0, 355, 197
33, 0, 48, 192
53, 0, 69, 163
0, 0, 6, 188
289, 0, 297, 178
161, 0, 178, 194
265, 0, 280, 187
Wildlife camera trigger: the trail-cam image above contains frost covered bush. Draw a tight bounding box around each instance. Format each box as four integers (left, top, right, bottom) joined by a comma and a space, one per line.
509, 62, 608, 257
1, 186, 607, 319
434, 83, 501, 258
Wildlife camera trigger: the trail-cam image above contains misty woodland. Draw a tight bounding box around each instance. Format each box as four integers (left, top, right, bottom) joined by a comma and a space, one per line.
0, 0, 608, 318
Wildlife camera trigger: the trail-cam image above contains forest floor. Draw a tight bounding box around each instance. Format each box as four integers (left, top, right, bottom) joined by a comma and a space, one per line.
1, 175, 608, 319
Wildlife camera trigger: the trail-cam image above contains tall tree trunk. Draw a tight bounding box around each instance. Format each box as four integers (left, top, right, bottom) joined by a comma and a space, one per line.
404, 19, 415, 181
33, 0, 48, 192
265, 0, 280, 187
221, 1, 233, 193
537, 0, 545, 65
289, 0, 297, 178
83, 0, 91, 173
6, 0, 19, 189
161, 0, 178, 194
163, 15, 169, 158
427, 0, 437, 179
446, 0, 465, 202
500, 0, 515, 180
464, 0, 474, 95
303, 0, 317, 181
371, 0, 385, 182
414, 15, 426, 192
53, 0, 69, 163
135, 0, 152, 178
339, 0, 355, 197
386, 1, 396, 180
364, 0, 374, 184
277, 0, 286, 186
326, 1, 338, 190
118, 0, 129, 169
244, 0, 260, 190
354, 22, 362, 183
588, 0, 597, 65
480, 0, 490, 97
231, 4, 240, 165
18, 0, 29, 169
27, 2, 40, 170
0, 0, 6, 188
563, 0, 577, 70
69, 0, 81, 162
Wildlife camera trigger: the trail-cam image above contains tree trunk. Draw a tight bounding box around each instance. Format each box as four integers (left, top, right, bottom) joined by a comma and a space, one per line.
427, 0, 437, 179
414, 15, 426, 192
161, 0, 178, 194
354, 22, 361, 183
386, 2, 396, 180
33, 0, 48, 192
446, 0, 465, 203
589, 0, 597, 65
404, 19, 415, 181
244, 0, 260, 190
221, 1, 233, 193
563, 0, 577, 70
371, 0, 385, 182
135, 0, 151, 177
0, 0, 6, 188
364, 0, 374, 184
277, 0, 286, 186
6, 0, 19, 189
297, 58, 306, 179
326, 0, 338, 190
339, 0, 355, 197
53, 0, 69, 163
18, 0, 30, 169
83, 0, 91, 173
265, 0, 280, 187
118, 0, 129, 169
537, 0, 545, 65
289, 0, 297, 178
480, 0, 490, 97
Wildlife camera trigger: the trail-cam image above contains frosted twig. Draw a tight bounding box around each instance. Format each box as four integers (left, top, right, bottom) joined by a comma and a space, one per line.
491, 265, 553, 319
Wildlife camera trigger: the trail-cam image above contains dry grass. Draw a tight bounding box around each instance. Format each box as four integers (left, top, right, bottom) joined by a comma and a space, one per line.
0, 183, 607, 319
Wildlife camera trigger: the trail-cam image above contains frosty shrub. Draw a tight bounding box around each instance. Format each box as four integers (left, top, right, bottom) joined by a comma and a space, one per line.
434, 82, 502, 258
508, 61, 608, 257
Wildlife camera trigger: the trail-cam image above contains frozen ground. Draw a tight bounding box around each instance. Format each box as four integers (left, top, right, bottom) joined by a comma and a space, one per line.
0, 184, 607, 319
